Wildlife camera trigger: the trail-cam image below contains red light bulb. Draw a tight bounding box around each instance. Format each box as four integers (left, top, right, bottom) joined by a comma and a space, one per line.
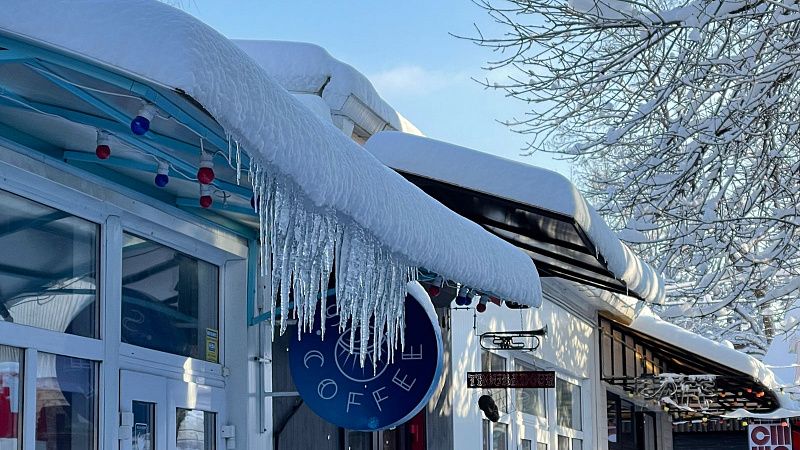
199, 184, 213, 208
95, 131, 111, 160
197, 167, 215, 184
95, 144, 111, 160
428, 285, 441, 297
197, 151, 215, 184
476, 302, 487, 313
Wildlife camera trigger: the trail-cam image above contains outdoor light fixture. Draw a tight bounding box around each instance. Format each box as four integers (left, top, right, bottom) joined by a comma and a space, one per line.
478, 395, 500, 422
154, 160, 169, 187
197, 151, 215, 184
455, 287, 472, 306
476, 296, 488, 313
742, 420, 749, 427
199, 184, 213, 208
95, 130, 111, 160
131, 103, 157, 135
427, 275, 444, 297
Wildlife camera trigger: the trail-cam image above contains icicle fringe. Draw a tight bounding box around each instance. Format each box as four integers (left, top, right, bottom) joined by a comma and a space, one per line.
252, 162, 416, 369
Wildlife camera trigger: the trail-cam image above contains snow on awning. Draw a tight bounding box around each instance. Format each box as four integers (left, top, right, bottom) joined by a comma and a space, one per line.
233, 40, 422, 137
365, 131, 665, 303
0, 0, 540, 359
630, 307, 797, 410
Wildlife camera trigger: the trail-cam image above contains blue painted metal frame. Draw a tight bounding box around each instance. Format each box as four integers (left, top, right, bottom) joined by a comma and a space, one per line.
0, 32, 239, 158
175, 197, 256, 217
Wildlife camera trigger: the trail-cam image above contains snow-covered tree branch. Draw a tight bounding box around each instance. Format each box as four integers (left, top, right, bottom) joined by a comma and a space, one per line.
469, 0, 800, 355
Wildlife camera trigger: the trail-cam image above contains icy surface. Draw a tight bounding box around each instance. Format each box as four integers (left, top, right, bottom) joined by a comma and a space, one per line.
234, 40, 423, 136
366, 131, 665, 303
0, 0, 541, 360
631, 306, 797, 409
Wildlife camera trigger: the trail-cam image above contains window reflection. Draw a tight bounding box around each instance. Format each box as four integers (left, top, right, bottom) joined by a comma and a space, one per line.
0, 190, 98, 338
515, 360, 546, 417
481, 351, 508, 412
556, 379, 582, 431
176, 408, 215, 450
0, 346, 22, 450
35, 353, 97, 450
122, 234, 219, 362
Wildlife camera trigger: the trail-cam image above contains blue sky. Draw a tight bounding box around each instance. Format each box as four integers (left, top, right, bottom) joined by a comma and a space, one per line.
182, 1, 570, 177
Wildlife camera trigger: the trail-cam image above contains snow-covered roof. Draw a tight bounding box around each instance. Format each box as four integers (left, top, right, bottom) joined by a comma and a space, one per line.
0, 0, 541, 336
630, 306, 797, 409
234, 40, 422, 137
365, 131, 665, 304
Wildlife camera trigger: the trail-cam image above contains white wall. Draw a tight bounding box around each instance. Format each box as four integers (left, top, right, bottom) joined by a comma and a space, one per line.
450, 281, 601, 450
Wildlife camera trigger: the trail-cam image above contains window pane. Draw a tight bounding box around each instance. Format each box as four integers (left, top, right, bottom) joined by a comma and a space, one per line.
122, 234, 219, 362
537, 443, 548, 450
346, 430, 372, 450
176, 408, 215, 450
521, 439, 532, 450
515, 360, 546, 417
481, 351, 507, 412
620, 400, 634, 442
36, 353, 98, 450
557, 435, 569, 450
492, 422, 508, 450
482, 419, 490, 450
572, 438, 583, 450
133, 401, 155, 450
607, 393, 618, 443
0, 189, 98, 338
0, 346, 22, 450
556, 379, 582, 431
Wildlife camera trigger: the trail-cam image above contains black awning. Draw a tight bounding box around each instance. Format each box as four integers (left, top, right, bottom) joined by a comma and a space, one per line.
400, 172, 641, 299
600, 316, 781, 420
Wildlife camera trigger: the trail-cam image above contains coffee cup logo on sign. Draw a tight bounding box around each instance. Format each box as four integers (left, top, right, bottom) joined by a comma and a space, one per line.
289, 288, 443, 431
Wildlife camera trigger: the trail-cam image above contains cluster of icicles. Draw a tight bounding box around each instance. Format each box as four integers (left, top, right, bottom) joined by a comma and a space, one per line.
251, 163, 417, 369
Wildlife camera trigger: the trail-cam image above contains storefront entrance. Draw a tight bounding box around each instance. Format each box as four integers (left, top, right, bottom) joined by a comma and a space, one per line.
607, 392, 657, 450
120, 370, 224, 450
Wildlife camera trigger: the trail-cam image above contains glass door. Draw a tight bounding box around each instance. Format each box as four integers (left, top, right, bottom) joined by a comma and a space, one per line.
121, 371, 224, 450
120, 371, 167, 450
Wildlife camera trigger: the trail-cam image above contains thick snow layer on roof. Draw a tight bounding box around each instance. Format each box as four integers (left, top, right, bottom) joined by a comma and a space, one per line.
233, 40, 423, 136
292, 93, 332, 123
365, 131, 665, 303
0, 0, 539, 309
630, 307, 797, 409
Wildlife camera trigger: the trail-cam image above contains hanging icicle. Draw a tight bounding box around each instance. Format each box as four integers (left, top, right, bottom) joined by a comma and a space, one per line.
251, 161, 416, 369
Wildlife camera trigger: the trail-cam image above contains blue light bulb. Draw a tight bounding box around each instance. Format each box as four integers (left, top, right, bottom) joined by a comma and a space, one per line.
131, 115, 151, 135
154, 173, 169, 187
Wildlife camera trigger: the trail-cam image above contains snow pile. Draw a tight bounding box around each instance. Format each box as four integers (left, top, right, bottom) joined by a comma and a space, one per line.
234, 40, 422, 136
365, 131, 665, 304
631, 306, 797, 409
0, 0, 541, 361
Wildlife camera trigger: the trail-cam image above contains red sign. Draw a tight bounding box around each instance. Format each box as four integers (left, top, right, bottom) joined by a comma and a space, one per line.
467, 371, 555, 389
749, 423, 792, 450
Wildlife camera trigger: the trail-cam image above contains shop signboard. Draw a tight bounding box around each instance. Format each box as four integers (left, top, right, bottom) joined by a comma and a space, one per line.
289, 291, 443, 431
466, 370, 555, 389
748, 422, 792, 450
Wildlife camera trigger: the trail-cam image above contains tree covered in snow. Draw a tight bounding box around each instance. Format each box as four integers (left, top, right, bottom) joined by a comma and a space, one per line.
468, 0, 800, 355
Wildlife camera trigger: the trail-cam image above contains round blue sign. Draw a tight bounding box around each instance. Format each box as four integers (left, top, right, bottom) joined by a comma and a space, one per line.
289, 288, 443, 431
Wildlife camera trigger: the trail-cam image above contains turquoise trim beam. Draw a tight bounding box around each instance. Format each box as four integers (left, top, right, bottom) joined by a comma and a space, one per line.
246, 239, 259, 326
63, 150, 158, 173
175, 197, 256, 217
175, 206, 258, 240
